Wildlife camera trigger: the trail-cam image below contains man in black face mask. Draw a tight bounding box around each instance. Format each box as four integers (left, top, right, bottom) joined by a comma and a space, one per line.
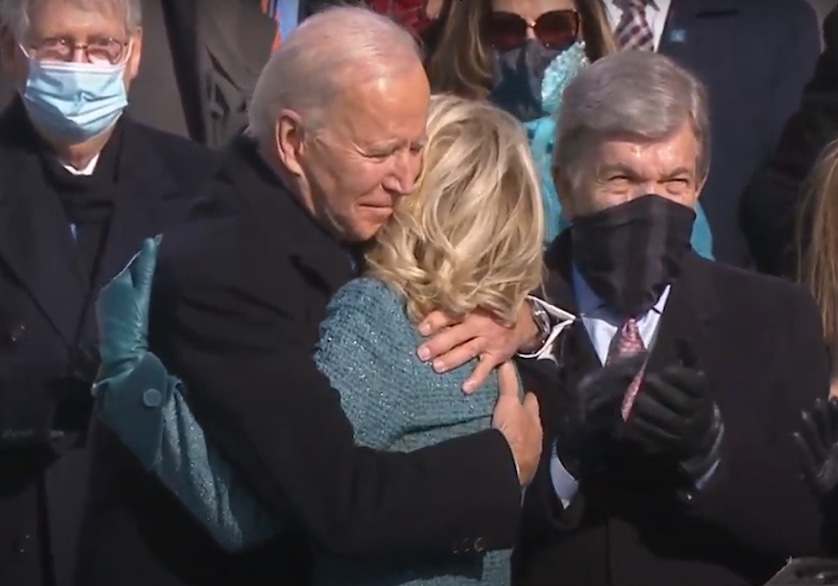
514, 50, 831, 586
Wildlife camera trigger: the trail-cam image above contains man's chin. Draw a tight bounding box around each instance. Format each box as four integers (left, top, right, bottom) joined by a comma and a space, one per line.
348, 217, 391, 242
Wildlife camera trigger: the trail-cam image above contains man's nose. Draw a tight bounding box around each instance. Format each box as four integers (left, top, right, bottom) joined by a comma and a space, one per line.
383, 150, 420, 195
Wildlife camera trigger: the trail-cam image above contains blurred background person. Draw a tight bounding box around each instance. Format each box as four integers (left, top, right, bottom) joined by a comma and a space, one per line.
603, 0, 821, 267
795, 138, 838, 397
0, 1, 216, 586
742, 3, 838, 277
424, 0, 713, 255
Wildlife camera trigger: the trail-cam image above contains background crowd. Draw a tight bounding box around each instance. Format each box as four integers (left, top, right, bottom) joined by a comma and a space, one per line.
4, 1, 838, 586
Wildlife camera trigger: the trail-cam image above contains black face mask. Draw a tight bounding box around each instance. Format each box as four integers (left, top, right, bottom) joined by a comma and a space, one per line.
489, 40, 563, 122
571, 195, 697, 317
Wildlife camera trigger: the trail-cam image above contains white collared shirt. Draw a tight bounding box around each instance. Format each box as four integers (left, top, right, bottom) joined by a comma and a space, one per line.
61, 153, 99, 176
603, 0, 673, 51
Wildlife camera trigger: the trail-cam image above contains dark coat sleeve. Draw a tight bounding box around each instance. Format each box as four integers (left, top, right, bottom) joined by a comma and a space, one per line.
676, 284, 829, 557
146, 237, 523, 558
741, 6, 837, 276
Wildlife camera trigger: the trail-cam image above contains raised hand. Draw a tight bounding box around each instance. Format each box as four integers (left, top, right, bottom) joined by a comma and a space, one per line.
557, 353, 647, 478
793, 397, 838, 497
622, 365, 723, 483
94, 236, 161, 384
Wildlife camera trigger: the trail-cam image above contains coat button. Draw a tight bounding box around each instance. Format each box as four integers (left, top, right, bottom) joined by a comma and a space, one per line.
11, 533, 31, 554
142, 389, 162, 408
7, 322, 25, 344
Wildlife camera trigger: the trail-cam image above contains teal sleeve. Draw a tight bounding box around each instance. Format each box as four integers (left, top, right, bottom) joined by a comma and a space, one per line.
314, 283, 407, 450
93, 352, 280, 551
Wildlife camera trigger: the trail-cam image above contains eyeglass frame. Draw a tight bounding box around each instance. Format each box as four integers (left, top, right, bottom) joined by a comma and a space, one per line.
20, 35, 132, 66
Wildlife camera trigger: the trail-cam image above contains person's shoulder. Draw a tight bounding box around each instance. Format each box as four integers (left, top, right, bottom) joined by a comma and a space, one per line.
327, 278, 404, 321
154, 214, 250, 296
699, 256, 814, 309
127, 120, 221, 180
756, 0, 817, 31
331, 277, 400, 305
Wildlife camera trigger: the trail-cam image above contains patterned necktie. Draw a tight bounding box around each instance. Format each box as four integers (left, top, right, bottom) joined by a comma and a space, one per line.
261, 0, 282, 52
614, 0, 655, 52
605, 318, 647, 419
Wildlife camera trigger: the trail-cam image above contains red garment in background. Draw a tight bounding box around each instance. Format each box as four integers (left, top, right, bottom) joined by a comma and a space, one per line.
366, 0, 434, 37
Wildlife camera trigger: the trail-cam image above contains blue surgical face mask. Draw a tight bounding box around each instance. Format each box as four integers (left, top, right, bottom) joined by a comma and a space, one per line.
22, 53, 129, 142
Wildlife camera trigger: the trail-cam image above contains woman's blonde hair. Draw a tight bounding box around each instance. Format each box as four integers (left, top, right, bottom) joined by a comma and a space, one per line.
366, 94, 545, 324
425, 0, 617, 99
799, 138, 838, 341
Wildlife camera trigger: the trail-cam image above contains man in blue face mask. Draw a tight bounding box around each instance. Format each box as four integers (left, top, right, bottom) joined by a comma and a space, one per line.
0, 2, 218, 586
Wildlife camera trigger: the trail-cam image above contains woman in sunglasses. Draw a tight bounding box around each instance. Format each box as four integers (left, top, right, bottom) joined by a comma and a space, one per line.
425, 0, 714, 257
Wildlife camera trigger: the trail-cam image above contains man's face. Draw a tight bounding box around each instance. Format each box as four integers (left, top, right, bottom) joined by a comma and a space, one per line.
560, 120, 705, 219
0, 0, 143, 90
300, 63, 429, 242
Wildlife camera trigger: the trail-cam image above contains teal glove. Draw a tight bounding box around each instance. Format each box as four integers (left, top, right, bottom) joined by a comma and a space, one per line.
94, 236, 161, 385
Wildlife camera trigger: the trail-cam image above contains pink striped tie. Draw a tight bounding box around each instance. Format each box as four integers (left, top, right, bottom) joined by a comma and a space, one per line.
605, 318, 647, 419
614, 0, 655, 52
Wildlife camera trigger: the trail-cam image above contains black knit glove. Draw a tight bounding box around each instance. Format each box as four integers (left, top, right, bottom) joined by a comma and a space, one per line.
622, 365, 724, 485
556, 354, 646, 479
793, 397, 838, 497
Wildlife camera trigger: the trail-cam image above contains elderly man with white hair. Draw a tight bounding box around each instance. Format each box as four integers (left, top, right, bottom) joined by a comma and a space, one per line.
515, 50, 831, 586
0, 1, 216, 586
77, 6, 548, 586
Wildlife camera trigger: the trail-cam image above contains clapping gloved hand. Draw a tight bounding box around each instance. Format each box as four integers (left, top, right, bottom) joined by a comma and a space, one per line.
620, 341, 724, 492
93, 236, 161, 388
555, 353, 647, 480
793, 397, 838, 498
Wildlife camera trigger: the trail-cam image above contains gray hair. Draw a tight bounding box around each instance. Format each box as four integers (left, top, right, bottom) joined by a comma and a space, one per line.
0, 0, 142, 37
246, 5, 423, 144
554, 50, 710, 183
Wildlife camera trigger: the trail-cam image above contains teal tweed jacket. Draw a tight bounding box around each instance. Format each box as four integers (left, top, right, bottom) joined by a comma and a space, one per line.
94, 276, 514, 586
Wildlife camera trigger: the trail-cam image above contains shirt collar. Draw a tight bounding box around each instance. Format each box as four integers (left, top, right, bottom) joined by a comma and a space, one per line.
571, 263, 670, 317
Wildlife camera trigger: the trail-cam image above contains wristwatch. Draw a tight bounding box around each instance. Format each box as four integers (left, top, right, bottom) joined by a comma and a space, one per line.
528, 298, 552, 348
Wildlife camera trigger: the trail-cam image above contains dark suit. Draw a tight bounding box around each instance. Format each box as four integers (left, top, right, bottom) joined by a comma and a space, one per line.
741, 5, 838, 277
131, 0, 350, 145
76, 135, 522, 586
513, 236, 829, 586
659, 0, 820, 267
0, 100, 217, 586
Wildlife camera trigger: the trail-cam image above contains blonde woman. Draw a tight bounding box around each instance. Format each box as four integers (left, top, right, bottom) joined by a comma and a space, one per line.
92, 94, 544, 585
797, 138, 838, 398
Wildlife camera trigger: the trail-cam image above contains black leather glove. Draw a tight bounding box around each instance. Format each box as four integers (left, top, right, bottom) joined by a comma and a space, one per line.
556, 353, 647, 478
622, 365, 724, 483
793, 397, 838, 497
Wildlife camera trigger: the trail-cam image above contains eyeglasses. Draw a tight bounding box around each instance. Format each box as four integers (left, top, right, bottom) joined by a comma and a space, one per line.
23, 36, 130, 65
485, 10, 581, 52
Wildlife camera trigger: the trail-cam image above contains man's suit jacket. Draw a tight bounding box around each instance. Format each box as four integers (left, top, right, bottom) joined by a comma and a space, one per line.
76, 135, 523, 586
0, 100, 217, 586
140, 0, 352, 146
513, 236, 830, 586
741, 5, 838, 277
658, 0, 820, 267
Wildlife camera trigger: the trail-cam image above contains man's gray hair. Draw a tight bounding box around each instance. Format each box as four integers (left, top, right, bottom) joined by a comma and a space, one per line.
0, 0, 142, 37
554, 50, 710, 182
246, 5, 422, 144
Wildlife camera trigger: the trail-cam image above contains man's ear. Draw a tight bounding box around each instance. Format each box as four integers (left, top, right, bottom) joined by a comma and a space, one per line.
552, 163, 575, 220
275, 109, 307, 176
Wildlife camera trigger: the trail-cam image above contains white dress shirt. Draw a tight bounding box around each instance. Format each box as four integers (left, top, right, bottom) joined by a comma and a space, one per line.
60, 153, 99, 241
603, 0, 673, 51
549, 267, 670, 505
